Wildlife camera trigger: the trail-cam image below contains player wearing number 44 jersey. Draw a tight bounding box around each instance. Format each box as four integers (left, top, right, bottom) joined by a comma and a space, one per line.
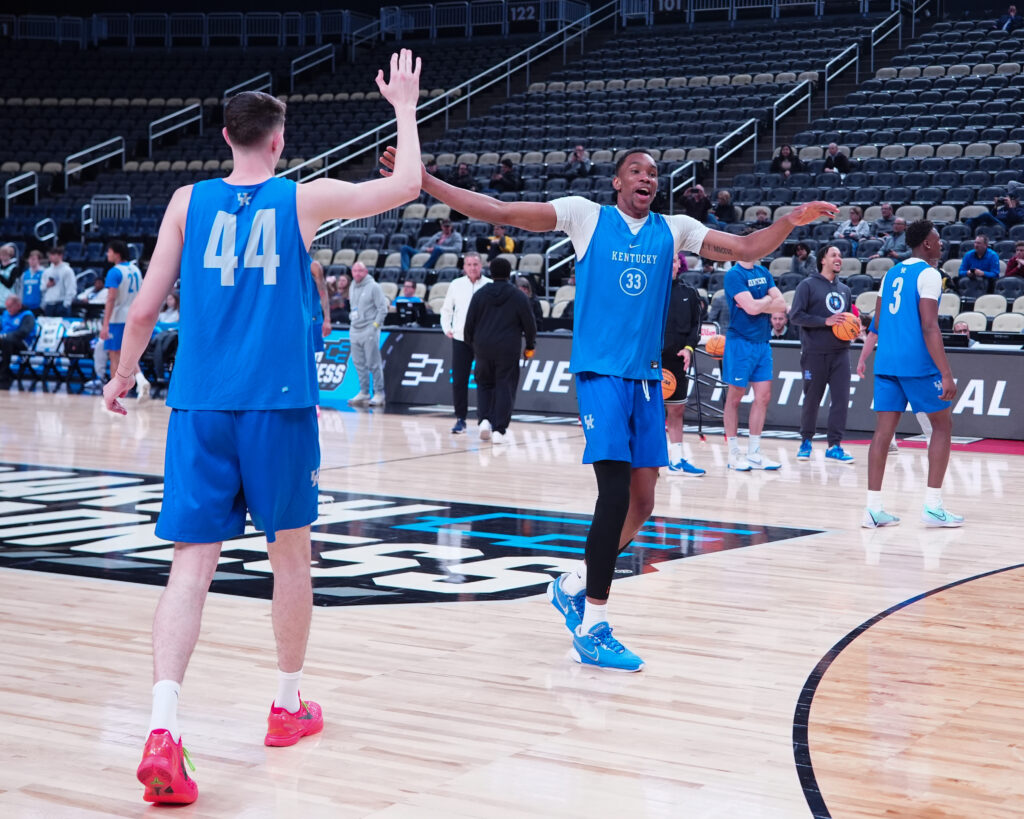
381, 143, 838, 671
102, 50, 424, 805
856, 219, 964, 529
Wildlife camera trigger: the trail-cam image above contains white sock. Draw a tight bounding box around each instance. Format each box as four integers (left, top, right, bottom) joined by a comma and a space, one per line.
668, 442, 683, 462
866, 491, 883, 514
580, 601, 608, 634
727, 436, 740, 455
134, 371, 150, 388
925, 487, 943, 509
149, 680, 181, 742
274, 669, 303, 713
561, 562, 586, 595
747, 435, 761, 455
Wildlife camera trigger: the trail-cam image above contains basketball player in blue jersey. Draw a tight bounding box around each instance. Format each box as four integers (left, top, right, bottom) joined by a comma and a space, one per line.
102, 50, 423, 805
381, 145, 837, 670
856, 220, 963, 529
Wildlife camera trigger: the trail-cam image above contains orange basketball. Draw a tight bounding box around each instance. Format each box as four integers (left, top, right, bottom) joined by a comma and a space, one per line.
832, 312, 861, 342
705, 334, 726, 359
661, 368, 677, 400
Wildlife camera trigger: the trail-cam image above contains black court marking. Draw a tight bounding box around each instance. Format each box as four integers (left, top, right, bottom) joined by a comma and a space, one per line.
0, 462, 820, 606
794, 562, 1024, 818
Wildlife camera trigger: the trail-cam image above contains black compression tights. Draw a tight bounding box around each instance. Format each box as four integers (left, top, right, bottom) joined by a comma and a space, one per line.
584, 460, 633, 600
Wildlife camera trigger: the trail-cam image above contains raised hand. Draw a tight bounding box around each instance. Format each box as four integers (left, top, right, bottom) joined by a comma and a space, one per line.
786, 201, 840, 226
379, 145, 428, 186
375, 49, 422, 110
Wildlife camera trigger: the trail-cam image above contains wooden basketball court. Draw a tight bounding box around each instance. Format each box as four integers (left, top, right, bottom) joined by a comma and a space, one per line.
1, 389, 1021, 817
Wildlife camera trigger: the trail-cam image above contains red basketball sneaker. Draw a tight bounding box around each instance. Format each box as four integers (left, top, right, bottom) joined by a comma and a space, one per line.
136, 729, 198, 805
264, 696, 323, 747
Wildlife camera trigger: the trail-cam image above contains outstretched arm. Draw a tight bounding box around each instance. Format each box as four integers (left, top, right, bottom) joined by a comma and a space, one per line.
380, 146, 557, 232
699, 201, 838, 262
297, 50, 423, 245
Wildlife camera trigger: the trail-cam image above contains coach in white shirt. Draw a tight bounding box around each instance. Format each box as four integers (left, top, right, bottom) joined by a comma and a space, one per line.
440, 251, 491, 434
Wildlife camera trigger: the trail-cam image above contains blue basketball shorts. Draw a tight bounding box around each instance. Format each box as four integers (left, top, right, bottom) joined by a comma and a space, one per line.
575, 372, 668, 467
106, 323, 126, 351
722, 336, 773, 388
873, 373, 950, 414
156, 407, 320, 544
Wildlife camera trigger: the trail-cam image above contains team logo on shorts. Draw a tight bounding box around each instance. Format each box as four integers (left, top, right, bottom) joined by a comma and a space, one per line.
316, 339, 351, 391
0, 463, 821, 607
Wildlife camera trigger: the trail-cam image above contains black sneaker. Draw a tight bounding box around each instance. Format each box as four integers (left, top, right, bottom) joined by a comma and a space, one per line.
451, 418, 467, 434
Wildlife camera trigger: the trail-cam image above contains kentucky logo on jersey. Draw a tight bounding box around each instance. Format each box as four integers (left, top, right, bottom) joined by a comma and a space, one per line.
236, 192, 252, 207
0, 463, 822, 607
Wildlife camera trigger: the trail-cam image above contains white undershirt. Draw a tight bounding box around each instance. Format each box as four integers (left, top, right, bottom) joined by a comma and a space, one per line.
551, 196, 709, 260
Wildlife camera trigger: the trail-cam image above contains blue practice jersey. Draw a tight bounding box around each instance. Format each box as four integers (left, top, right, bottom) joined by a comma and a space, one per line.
571, 206, 675, 380
168, 177, 316, 410
875, 258, 939, 377
20, 269, 42, 309
724, 263, 774, 342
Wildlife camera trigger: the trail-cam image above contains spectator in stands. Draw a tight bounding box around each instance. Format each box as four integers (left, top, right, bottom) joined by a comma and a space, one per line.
822, 143, 850, 176
833, 206, 870, 252
871, 216, 911, 261
769, 144, 804, 179
872, 202, 896, 237
488, 158, 521, 194
425, 158, 441, 178
74, 276, 108, 310
565, 144, 592, 178
959, 234, 1000, 289
965, 192, 1024, 234
770, 312, 799, 340
346, 262, 389, 407
328, 271, 351, 323
516, 276, 544, 324
394, 279, 422, 305
158, 292, 180, 324
708, 289, 730, 332
1005, 242, 1024, 277
749, 208, 772, 230
953, 320, 980, 347
681, 185, 713, 224
710, 190, 738, 226
18, 250, 45, 314
995, 4, 1023, 31
40, 246, 77, 317
791, 242, 817, 277
393, 279, 426, 324
450, 162, 479, 192
0, 294, 35, 389
483, 224, 515, 260
400, 218, 463, 270
0, 244, 18, 304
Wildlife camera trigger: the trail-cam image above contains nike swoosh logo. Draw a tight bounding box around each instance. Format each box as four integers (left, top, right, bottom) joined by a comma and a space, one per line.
576, 638, 600, 661
629, 243, 640, 248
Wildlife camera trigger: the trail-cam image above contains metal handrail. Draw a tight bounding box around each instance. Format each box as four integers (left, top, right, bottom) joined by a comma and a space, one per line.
869, 10, 901, 74
4, 171, 38, 218
284, 0, 619, 190
770, 79, 812, 152
903, 0, 934, 40
223, 72, 272, 102
148, 104, 203, 158
543, 236, 574, 296
290, 44, 335, 94
65, 137, 125, 189
667, 160, 697, 217
34, 217, 57, 245
823, 42, 858, 110
712, 119, 758, 190
349, 17, 381, 61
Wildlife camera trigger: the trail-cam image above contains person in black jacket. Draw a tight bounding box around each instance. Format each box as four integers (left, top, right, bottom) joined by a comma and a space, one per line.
464, 257, 536, 443
788, 244, 856, 464
516, 276, 544, 324
662, 253, 705, 476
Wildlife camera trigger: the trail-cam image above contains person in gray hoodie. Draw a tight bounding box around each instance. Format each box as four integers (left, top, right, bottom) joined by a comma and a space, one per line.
346, 262, 390, 406
788, 244, 856, 464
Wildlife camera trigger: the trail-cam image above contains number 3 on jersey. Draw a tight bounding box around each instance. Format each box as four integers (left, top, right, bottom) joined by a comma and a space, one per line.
888, 277, 904, 314
204, 209, 280, 286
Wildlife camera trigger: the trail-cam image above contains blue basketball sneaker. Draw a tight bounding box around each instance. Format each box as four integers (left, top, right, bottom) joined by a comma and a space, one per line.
571, 622, 644, 672
797, 439, 812, 460
825, 445, 855, 464
862, 508, 901, 528
547, 574, 585, 633
921, 506, 964, 528
668, 459, 705, 476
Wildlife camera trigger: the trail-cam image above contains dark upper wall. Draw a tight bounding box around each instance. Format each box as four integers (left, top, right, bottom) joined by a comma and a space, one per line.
4, 1, 390, 15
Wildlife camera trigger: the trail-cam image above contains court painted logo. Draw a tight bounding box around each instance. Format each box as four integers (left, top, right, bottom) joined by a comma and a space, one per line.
0, 463, 820, 607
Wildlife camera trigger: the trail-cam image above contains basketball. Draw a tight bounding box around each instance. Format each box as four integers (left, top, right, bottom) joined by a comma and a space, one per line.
705, 335, 725, 359
832, 312, 861, 342
661, 368, 676, 399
